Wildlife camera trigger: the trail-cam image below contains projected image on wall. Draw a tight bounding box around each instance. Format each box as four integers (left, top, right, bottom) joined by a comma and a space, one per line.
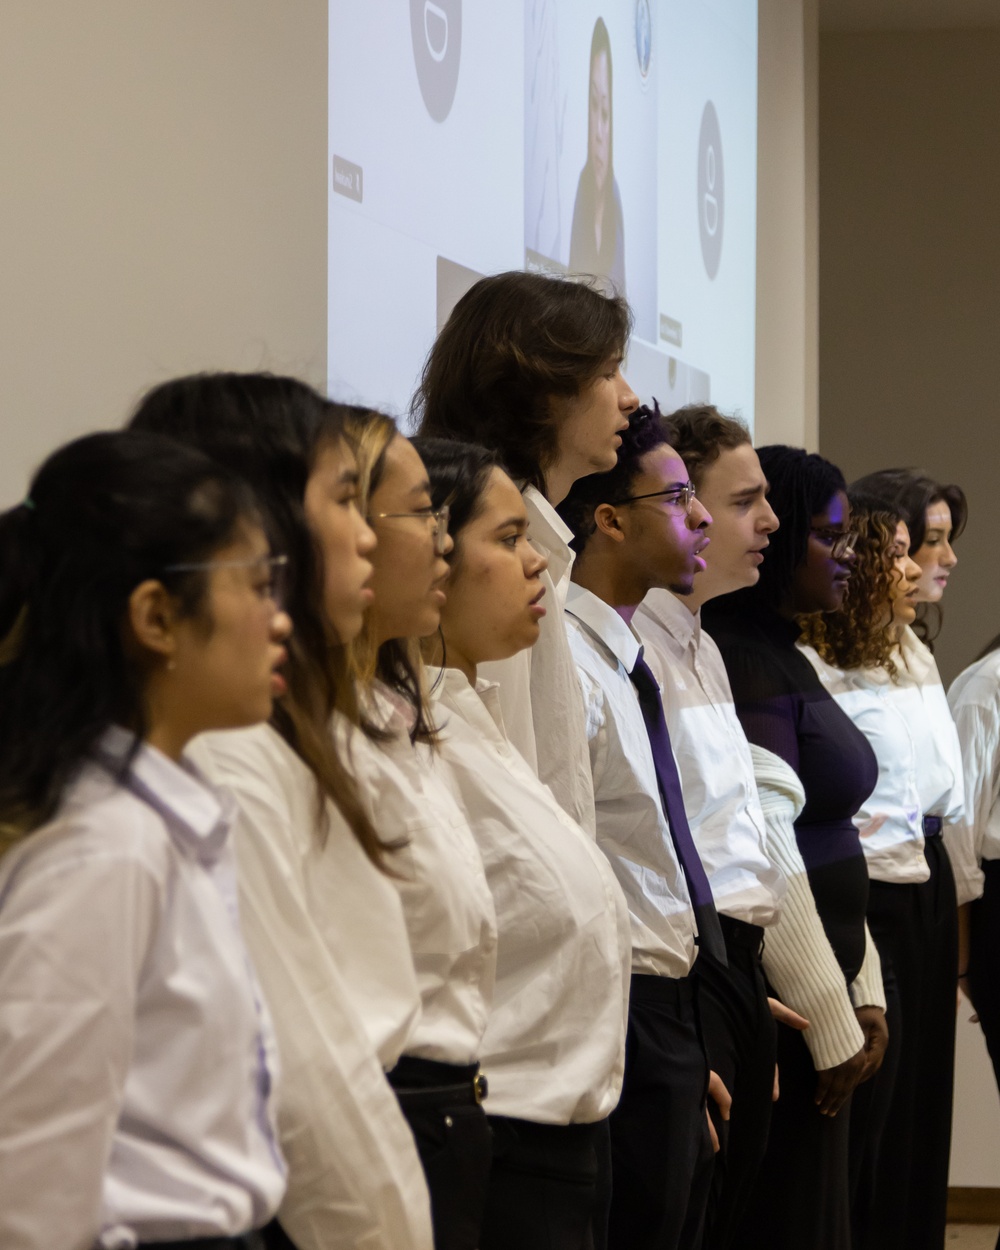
327, 0, 757, 430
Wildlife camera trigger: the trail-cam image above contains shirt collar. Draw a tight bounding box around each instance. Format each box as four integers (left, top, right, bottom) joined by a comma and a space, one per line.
95, 726, 235, 863
641, 587, 702, 650
897, 624, 936, 684
566, 582, 643, 672
523, 486, 575, 581
428, 664, 508, 741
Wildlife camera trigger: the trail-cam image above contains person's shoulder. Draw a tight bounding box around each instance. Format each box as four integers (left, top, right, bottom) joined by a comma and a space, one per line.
4, 770, 172, 889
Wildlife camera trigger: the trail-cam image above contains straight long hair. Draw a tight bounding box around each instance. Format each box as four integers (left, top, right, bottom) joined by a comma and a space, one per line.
343, 410, 439, 745
0, 430, 256, 848
130, 372, 388, 866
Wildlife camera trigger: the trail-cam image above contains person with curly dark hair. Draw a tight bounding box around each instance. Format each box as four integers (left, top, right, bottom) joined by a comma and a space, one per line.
799, 489, 966, 1250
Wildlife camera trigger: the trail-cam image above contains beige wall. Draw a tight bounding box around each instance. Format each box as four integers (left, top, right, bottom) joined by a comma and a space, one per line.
818, 28, 1000, 687
0, 2, 814, 505
0, 0, 328, 506
819, 28, 1000, 1187
755, 0, 819, 450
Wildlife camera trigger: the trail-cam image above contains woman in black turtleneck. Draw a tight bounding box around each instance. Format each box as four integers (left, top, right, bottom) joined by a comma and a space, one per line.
702, 446, 884, 1250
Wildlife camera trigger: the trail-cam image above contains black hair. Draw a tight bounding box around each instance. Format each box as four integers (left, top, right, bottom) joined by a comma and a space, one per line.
556, 403, 670, 554
413, 270, 633, 493
130, 371, 390, 866
738, 445, 847, 612
410, 437, 500, 560
0, 430, 256, 844
849, 467, 967, 647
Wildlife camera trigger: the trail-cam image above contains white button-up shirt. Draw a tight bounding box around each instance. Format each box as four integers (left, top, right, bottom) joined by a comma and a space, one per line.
190, 724, 433, 1250
479, 487, 597, 834
0, 732, 286, 1250
429, 665, 631, 1124
799, 627, 965, 886
635, 589, 787, 927
342, 685, 498, 1065
565, 583, 698, 980
948, 648, 1000, 905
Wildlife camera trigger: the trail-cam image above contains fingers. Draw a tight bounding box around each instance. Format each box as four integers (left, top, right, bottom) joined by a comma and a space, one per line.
772, 1063, 780, 1103
707, 1070, 732, 1121
706, 1106, 720, 1154
767, 997, 810, 1031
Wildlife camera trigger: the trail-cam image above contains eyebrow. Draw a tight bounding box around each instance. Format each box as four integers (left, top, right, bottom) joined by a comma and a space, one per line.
407, 479, 433, 498
496, 515, 527, 532
337, 468, 360, 485
730, 484, 766, 502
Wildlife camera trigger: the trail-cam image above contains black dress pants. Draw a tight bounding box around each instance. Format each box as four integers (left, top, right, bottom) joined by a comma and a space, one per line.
732, 1003, 854, 1250
692, 918, 777, 1250
607, 973, 712, 1250
389, 1056, 493, 1250
850, 835, 958, 1250
968, 858, 1000, 1250
480, 1116, 610, 1250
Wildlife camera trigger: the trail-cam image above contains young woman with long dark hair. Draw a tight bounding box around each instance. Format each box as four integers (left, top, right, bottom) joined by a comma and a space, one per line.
0, 430, 289, 1250
130, 374, 434, 1250
841, 469, 969, 1250
798, 492, 964, 1250
412, 436, 632, 1250
342, 410, 498, 1250
702, 448, 886, 1250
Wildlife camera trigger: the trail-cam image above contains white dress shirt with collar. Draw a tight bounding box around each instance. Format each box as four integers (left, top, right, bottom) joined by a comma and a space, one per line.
635, 589, 787, 927
428, 665, 631, 1124
341, 683, 498, 1065
949, 647, 1000, 905
565, 582, 698, 980
799, 627, 965, 887
190, 723, 433, 1250
479, 486, 597, 835
0, 731, 286, 1250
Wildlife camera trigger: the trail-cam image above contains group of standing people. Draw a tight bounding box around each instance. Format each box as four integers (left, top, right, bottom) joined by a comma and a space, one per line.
0, 270, 994, 1250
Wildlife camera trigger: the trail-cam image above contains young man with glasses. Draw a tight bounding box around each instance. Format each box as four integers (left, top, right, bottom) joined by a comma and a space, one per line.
634, 407, 879, 1250
556, 407, 725, 1250
414, 270, 639, 834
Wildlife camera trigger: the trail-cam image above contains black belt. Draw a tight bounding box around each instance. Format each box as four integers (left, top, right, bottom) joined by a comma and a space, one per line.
137, 1234, 266, 1250
387, 1054, 488, 1107
719, 914, 765, 956
923, 815, 943, 838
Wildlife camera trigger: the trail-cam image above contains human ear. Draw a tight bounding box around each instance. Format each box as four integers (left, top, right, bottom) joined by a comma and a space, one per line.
593, 503, 626, 543
126, 580, 182, 663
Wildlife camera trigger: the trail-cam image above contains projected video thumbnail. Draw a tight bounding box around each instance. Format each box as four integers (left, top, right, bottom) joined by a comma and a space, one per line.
328, 0, 756, 429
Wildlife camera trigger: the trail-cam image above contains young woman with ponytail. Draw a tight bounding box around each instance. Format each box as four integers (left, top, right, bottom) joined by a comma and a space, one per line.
0, 430, 290, 1250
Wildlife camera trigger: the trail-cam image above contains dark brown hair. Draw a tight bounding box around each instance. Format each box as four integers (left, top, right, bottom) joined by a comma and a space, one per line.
799, 491, 902, 676
413, 270, 633, 493
660, 404, 751, 490
130, 372, 388, 867
849, 467, 967, 648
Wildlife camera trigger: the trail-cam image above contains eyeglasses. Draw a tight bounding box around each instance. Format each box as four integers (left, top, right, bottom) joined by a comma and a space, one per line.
368, 505, 450, 555
810, 528, 858, 560
163, 554, 289, 608
610, 483, 698, 513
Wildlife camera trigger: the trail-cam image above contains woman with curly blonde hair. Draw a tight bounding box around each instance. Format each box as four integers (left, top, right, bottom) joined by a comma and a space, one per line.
798, 488, 965, 1250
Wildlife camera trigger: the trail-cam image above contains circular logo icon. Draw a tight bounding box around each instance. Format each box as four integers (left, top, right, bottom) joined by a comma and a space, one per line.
635, 0, 652, 80
410, 0, 462, 123
697, 101, 724, 280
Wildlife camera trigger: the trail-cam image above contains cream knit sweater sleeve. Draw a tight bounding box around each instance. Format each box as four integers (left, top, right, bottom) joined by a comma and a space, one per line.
751, 744, 867, 1070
